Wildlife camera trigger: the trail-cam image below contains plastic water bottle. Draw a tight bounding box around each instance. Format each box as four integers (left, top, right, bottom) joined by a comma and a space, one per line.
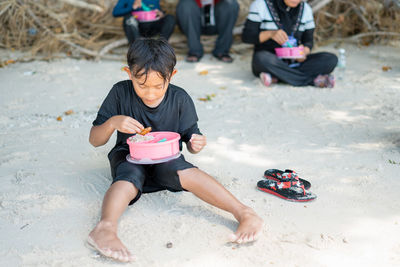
337, 48, 346, 80
338, 49, 346, 68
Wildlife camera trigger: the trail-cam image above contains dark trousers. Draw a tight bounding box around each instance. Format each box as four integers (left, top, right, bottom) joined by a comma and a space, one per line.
176, 0, 239, 57
123, 14, 176, 44
252, 50, 338, 86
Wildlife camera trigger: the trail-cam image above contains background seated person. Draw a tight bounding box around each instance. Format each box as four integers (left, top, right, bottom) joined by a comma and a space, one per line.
242, 0, 338, 88
113, 0, 175, 45
176, 0, 239, 63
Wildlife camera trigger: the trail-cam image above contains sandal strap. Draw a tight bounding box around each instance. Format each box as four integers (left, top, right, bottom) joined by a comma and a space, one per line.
274, 176, 306, 196
281, 171, 299, 180
215, 54, 233, 62
264, 168, 311, 191
186, 54, 201, 62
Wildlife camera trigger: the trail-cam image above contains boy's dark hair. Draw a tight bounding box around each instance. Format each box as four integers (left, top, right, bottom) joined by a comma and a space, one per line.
127, 38, 176, 84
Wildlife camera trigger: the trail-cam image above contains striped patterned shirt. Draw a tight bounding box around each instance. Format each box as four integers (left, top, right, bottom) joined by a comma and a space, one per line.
242, 0, 315, 53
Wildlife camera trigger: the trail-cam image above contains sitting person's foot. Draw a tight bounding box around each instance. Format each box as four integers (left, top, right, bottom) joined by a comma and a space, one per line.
186, 54, 201, 63
88, 221, 135, 262
229, 207, 264, 243
214, 53, 234, 63
260, 72, 278, 87
313, 74, 335, 88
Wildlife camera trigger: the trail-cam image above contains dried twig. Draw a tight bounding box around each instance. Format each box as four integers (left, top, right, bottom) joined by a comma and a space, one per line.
97, 38, 127, 59
30, 1, 68, 33
25, 7, 99, 57
348, 31, 400, 40
310, 0, 333, 12
0, 2, 12, 17
1, 0, 399, 60
60, 0, 104, 13
345, 1, 374, 31
384, 0, 400, 9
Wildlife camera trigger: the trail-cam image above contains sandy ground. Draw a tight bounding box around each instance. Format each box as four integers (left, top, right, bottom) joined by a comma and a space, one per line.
1, 44, 400, 266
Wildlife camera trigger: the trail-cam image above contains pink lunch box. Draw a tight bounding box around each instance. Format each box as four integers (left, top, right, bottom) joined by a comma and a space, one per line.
127, 131, 180, 160
275, 47, 305, 59
131, 10, 158, 22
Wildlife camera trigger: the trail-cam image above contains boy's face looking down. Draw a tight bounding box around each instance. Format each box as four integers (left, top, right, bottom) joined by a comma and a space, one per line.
125, 67, 177, 108
126, 38, 177, 107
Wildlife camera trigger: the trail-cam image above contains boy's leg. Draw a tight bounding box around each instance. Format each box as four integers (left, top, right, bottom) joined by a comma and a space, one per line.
123, 14, 140, 45
252, 50, 312, 86
178, 168, 264, 243
138, 21, 159, 38
88, 180, 138, 262
176, 0, 203, 58
297, 52, 338, 78
159, 14, 176, 40
140, 15, 176, 40
213, 0, 239, 57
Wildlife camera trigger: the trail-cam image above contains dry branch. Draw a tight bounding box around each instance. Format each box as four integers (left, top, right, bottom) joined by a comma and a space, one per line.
310, 0, 333, 12
1, 0, 399, 60
345, 0, 374, 30
97, 38, 127, 59
348, 31, 400, 40
60, 0, 104, 13
25, 6, 99, 57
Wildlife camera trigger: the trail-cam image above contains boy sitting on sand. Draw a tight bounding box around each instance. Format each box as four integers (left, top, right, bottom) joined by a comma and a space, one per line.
88, 38, 263, 262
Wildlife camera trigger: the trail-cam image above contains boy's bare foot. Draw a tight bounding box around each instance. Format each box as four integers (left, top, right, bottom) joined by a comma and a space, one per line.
88, 221, 135, 262
229, 207, 264, 244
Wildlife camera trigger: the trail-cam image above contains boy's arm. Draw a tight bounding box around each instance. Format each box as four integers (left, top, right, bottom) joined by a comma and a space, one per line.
301, 29, 314, 51
89, 115, 144, 147
259, 30, 288, 45
180, 123, 205, 154
112, 0, 135, 17
242, 19, 261, 44
133, 0, 142, 9
89, 118, 116, 147
186, 134, 206, 154
242, 19, 288, 46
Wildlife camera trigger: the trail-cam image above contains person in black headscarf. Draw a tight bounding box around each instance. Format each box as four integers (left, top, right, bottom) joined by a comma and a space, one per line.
242, 0, 338, 88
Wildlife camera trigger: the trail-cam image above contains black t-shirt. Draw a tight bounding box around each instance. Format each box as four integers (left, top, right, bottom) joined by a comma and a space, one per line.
93, 80, 201, 160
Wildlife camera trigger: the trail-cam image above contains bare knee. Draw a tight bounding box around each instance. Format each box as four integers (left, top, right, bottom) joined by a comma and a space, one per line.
109, 180, 139, 198
177, 168, 203, 188
177, 167, 199, 179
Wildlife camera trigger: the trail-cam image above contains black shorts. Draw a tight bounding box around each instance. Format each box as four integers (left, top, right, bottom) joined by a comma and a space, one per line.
110, 150, 196, 205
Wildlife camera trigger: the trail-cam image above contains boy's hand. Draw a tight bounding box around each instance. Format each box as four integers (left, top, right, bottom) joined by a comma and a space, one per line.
189, 134, 206, 153
271, 30, 288, 45
133, 0, 142, 9
296, 45, 310, 62
111, 115, 144, 134
155, 9, 164, 19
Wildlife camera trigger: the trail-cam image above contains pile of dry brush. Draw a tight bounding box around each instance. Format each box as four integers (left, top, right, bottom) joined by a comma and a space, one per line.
1, 0, 399, 60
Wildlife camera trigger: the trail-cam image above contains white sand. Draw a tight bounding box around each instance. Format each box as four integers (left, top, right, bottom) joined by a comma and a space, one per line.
1, 44, 400, 266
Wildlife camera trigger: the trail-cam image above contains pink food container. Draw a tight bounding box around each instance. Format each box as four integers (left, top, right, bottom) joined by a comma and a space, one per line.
127, 131, 180, 160
275, 47, 305, 59
131, 10, 158, 22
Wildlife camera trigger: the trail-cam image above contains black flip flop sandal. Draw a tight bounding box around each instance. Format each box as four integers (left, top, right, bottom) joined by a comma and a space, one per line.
264, 169, 311, 190
214, 54, 234, 63
186, 54, 201, 63
257, 179, 317, 202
